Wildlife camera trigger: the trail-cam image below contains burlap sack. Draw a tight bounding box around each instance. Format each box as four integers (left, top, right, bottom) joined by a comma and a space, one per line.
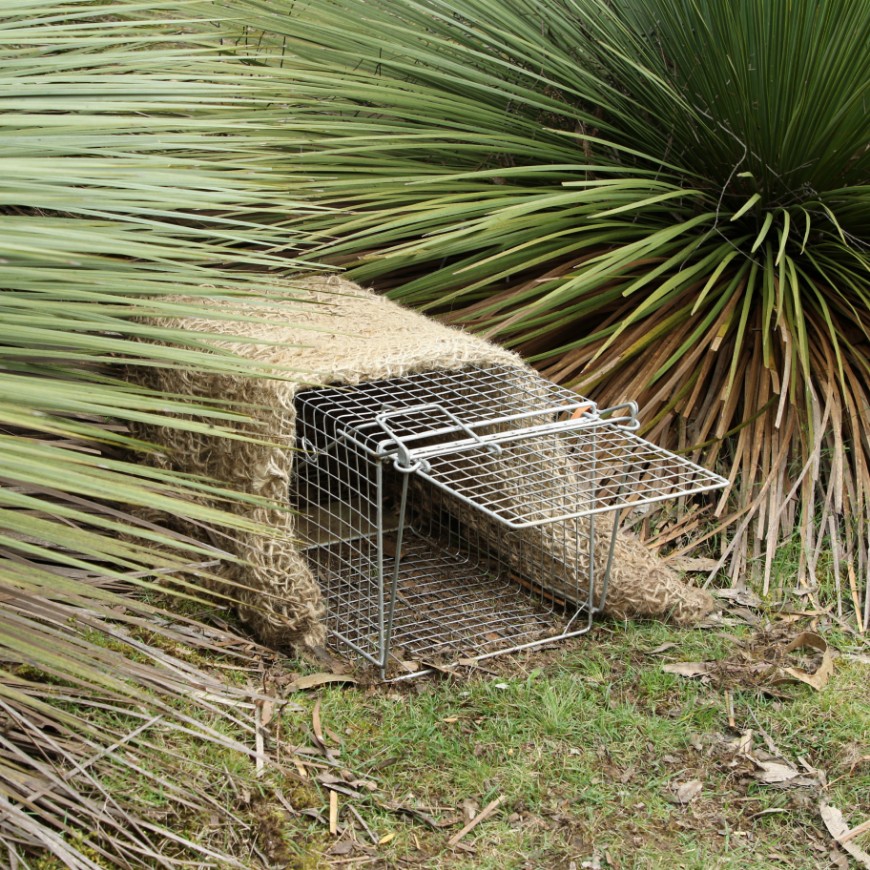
130, 276, 713, 649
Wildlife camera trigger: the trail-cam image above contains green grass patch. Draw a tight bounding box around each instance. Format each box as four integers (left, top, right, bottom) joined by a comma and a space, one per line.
291, 619, 869, 868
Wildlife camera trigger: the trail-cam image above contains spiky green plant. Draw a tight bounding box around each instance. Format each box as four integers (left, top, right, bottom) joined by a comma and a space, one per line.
230, 0, 869, 624
0, 1, 319, 865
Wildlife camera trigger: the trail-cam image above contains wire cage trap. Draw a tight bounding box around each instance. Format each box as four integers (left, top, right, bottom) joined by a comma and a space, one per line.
293, 366, 726, 678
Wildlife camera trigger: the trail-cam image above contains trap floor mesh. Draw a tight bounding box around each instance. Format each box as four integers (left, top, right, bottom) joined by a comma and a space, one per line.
309, 530, 567, 667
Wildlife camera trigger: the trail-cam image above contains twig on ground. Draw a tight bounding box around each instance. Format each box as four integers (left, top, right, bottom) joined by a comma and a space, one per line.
725, 690, 736, 729
746, 705, 785, 758
273, 789, 299, 818
842, 818, 870, 844
329, 789, 339, 835
821, 803, 870, 869
254, 704, 266, 778
347, 802, 379, 845
447, 795, 505, 848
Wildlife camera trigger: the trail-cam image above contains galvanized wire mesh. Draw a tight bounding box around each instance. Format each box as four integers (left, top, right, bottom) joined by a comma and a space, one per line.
293, 366, 727, 676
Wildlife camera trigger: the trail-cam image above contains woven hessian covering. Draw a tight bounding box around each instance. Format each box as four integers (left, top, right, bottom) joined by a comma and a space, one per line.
131, 276, 714, 650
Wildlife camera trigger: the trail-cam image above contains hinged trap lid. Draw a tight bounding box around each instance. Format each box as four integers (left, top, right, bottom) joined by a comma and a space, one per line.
411, 425, 727, 528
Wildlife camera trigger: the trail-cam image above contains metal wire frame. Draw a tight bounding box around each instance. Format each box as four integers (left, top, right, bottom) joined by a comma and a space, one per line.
292, 366, 728, 678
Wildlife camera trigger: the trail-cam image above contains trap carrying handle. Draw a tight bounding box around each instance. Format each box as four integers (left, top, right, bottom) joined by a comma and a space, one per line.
375, 402, 502, 473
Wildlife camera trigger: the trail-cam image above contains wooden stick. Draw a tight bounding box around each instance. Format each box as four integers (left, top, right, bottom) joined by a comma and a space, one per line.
255, 705, 266, 779
841, 817, 870, 843
347, 802, 378, 844
725, 690, 736, 730
447, 795, 505, 848
329, 789, 339, 835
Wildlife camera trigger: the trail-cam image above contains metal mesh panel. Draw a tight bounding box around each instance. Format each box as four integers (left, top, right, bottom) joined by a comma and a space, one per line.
293, 366, 592, 456
388, 497, 564, 662
293, 399, 389, 663
417, 426, 725, 527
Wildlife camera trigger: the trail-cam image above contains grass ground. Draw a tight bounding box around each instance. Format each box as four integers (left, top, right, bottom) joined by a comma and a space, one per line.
39, 605, 864, 869
279, 618, 869, 869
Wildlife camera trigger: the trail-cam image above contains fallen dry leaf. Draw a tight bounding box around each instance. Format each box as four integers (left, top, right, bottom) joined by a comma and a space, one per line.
820, 802, 870, 869
771, 631, 834, 691
419, 659, 460, 675
258, 698, 275, 727
714, 587, 764, 608
381, 800, 457, 829
648, 642, 677, 655
316, 773, 364, 798
461, 798, 479, 822
324, 726, 343, 744
750, 808, 789, 819
289, 672, 358, 691
670, 779, 703, 804
662, 662, 710, 679
727, 729, 753, 755
312, 699, 325, 744
752, 759, 801, 784
749, 757, 820, 788
328, 840, 354, 856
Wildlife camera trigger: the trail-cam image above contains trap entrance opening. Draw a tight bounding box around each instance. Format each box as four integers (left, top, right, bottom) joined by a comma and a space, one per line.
292, 366, 727, 679
297, 481, 594, 673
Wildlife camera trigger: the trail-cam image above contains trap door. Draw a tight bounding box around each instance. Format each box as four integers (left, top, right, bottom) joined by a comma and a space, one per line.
372, 396, 729, 673
406, 421, 729, 530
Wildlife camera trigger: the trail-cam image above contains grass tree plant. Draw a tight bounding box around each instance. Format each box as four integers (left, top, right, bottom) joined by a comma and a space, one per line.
0, 1, 320, 864
231, 0, 870, 624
